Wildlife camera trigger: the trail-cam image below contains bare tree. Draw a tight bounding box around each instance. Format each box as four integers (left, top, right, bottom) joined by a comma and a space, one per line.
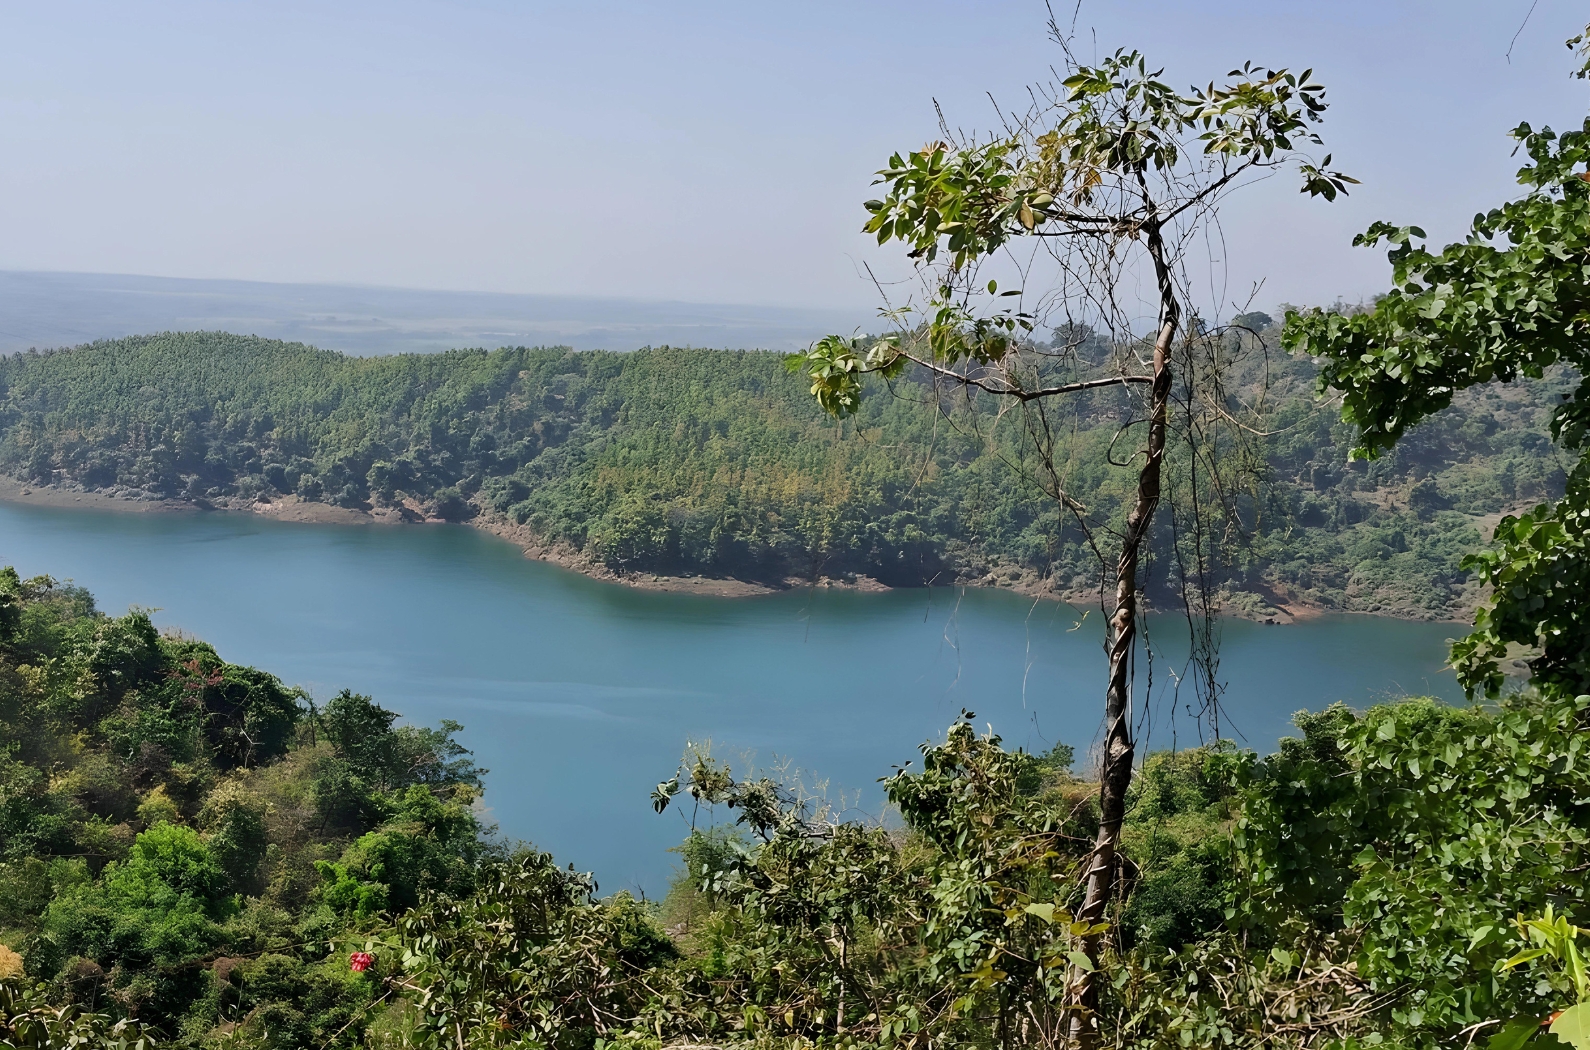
787, 24, 1352, 1044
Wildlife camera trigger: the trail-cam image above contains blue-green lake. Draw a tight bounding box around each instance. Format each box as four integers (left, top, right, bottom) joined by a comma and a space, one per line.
0, 501, 1465, 893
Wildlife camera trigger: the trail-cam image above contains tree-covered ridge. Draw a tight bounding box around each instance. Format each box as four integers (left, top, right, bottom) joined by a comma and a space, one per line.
0, 330, 1567, 617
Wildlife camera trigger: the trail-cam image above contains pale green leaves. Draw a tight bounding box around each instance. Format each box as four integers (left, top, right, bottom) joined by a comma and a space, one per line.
1191, 63, 1328, 161
1499, 906, 1590, 1003
1487, 1014, 1547, 1050
1483, 1005, 1590, 1050
1021, 901, 1109, 939
1023, 901, 1060, 923
1554, 1005, 1590, 1050
1490, 904, 1590, 1048
1059, 66, 1115, 99
1052, 52, 1350, 191
862, 140, 1040, 270
782, 334, 905, 418
862, 50, 1349, 283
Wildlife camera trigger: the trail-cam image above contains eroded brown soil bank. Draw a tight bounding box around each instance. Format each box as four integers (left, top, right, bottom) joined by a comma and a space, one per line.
0, 477, 1463, 622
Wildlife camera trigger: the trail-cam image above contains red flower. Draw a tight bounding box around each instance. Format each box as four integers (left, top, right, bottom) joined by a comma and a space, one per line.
349, 952, 374, 973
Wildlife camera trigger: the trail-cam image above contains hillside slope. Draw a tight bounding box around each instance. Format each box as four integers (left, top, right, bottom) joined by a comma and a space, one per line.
0, 330, 1571, 618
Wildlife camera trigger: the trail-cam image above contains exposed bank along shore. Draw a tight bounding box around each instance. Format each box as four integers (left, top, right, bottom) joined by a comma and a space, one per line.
0, 476, 1437, 623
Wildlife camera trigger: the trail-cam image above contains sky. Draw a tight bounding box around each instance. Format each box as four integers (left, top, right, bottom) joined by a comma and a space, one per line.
0, 0, 1585, 320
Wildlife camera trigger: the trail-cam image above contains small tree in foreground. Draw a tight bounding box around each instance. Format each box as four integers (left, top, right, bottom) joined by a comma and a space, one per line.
786, 25, 1351, 1042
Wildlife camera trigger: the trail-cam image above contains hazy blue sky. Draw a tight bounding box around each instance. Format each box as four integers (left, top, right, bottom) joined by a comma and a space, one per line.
1, 1, 1585, 317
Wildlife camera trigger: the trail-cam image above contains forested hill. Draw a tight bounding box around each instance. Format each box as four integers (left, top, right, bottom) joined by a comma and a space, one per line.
0, 330, 1572, 618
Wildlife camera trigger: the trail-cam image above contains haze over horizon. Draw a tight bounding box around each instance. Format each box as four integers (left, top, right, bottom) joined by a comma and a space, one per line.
3, 0, 1586, 325
0, 269, 873, 354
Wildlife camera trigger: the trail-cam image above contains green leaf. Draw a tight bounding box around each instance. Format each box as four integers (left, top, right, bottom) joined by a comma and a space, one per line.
1066, 950, 1095, 972
1553, 1003, 1590, 1050
1501, 948, 1551, 971
1487, 1015, 1543, 1050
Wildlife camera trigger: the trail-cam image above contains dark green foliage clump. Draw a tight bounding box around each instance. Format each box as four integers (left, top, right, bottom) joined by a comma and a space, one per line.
1119, 748, 1232, 952
0, 567, 496, 1047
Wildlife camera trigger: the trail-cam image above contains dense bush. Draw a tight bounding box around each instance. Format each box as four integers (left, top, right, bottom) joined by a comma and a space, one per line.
354, 695, 1590, 1050
0, 567, 486, 1047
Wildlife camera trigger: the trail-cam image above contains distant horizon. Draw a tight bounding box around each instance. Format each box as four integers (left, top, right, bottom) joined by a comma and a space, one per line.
0, 269, 878, 356
0, 268, 1337, 361
3, 1, 1584, 318
0, 266, 862, 315
0, 266, 1324, 327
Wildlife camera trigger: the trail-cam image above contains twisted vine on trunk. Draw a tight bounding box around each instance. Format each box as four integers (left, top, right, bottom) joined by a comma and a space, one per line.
1068, 220, 1178, 1048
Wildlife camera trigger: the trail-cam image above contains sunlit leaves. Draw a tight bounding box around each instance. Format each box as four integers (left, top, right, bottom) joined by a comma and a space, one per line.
1190, 63, 1330, 161
0, 979, 156, 1050
781, 334, 904, 418
1230, 693, 1590, 1035
1500, 906, 1590, 1004
864, 51, 1347, 278
862, 140, 1034, 270
1496, 907, 1590, 1049
822, 46, 1347, 412
1555, 1006, 1590, 1050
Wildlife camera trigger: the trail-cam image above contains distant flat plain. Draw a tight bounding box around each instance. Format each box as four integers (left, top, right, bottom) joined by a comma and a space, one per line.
0, 270, 872, 355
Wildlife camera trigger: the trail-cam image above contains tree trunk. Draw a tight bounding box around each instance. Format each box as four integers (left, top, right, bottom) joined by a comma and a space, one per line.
1066, 221, 1179, 1048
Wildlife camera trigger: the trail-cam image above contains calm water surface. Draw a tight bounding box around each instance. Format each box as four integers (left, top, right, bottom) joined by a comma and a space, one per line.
0, 501, 1464, 892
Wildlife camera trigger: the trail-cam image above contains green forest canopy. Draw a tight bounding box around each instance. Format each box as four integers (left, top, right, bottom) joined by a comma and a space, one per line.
0, 327, 1570, 619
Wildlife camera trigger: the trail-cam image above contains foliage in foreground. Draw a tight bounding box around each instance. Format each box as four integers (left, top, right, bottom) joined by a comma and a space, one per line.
4, 563, 1590, 1050
362, 692, 1590, 1050
0, 566, 486, 1048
